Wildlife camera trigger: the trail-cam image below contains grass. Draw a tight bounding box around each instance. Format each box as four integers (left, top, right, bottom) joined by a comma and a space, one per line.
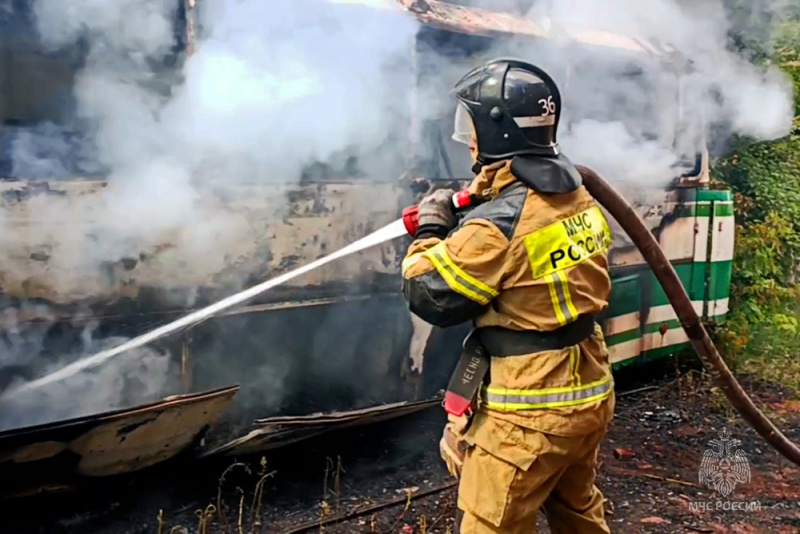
155, 453, 356, 534
156, 457, 276, 534
709, 15, 800, 404
716, 291, 800, 396
151, 452, 460, 533
319, 455, 346, 531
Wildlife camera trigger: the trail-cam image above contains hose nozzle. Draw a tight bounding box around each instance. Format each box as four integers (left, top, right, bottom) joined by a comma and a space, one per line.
402, 188, 494, 237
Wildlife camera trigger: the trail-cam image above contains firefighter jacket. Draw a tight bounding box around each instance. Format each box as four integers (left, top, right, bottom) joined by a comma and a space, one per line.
402, 157, 615, 436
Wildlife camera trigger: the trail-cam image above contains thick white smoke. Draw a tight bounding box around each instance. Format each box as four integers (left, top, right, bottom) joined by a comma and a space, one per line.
0, 0, 419, 428
526, 0, 794, 182
10, 0, 794, 290
20, 0, 417, 288
0, 0, 795, 430
0, 334, 176, 431
422, 0, 794, 189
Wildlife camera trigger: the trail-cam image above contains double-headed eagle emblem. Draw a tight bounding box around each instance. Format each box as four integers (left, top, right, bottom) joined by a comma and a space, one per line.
698, 427, 751, 497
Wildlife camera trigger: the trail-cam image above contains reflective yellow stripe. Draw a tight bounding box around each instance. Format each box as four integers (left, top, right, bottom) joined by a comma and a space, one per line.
558, 271, 579, 319
423, 242, 499, 305
484, 390, 612, 410
402, 252, 424, 276
545, 274, 567, 324
482, 375, 613, 411
546, 271, 578, 325
569, 345, 581, 387
485, 375, 612, 396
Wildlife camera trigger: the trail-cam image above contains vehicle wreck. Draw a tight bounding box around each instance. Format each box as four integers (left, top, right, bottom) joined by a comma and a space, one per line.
0, 0, 734, 499
0, 386, 239, 499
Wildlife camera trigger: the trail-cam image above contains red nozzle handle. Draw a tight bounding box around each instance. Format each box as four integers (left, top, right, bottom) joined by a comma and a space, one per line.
451, 189, 472, 210
402, 205, 420, 236
402, 189, 478, 237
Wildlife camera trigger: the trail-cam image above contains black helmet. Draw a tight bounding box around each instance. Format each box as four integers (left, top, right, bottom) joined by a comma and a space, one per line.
452, 59, 562, 167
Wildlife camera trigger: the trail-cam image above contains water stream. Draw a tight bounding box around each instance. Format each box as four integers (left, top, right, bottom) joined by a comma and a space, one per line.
2, 218, 408, 398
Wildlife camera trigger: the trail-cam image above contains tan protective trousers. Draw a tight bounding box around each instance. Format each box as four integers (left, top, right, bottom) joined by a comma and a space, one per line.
454, 416, 611, 534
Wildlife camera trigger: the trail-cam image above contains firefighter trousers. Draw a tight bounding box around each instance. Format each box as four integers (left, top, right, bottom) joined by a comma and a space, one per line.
454, 416, 611, 534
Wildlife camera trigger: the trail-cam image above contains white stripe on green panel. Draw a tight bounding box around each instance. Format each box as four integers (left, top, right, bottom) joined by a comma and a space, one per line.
609, 327, 691, 364
667, 216, 698, 261
606, 299, 728, 335
694, 201, 735, 263
646, 299, 730, 322
605, 310, 641, 338
694, 215, 710, 263
707, 296, 730, 319
710, 202, 735, 262
604, 298, 729, 363
607, 338, 640, 363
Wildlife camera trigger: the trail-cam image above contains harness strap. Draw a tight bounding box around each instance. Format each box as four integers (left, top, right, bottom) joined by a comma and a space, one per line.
477, 314, 596, 357
443, 330, 490, 417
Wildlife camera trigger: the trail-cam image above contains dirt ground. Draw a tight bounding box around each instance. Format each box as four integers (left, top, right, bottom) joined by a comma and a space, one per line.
6, 364, 800, 534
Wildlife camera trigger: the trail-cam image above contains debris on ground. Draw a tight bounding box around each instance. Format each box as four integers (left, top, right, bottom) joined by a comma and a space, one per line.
614, 448, 637, 460
4, 369, 800, 534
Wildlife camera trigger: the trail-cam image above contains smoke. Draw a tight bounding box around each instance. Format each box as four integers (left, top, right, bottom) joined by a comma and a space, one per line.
11, 0, 416, 291
0, 333, 176, 431
418, 0, 794, 189
0, 0, 419, 429
527, 0, 794, 182
0, 0, 795, 431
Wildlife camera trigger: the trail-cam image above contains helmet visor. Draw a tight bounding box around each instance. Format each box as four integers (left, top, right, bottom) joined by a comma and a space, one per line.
452, 102, 475, 146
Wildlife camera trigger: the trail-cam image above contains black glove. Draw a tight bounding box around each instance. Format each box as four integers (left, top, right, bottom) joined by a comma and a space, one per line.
416, 188, 457, 239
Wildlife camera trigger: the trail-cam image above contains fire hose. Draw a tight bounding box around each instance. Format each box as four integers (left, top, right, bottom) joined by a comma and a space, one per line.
575, 165, 800, 467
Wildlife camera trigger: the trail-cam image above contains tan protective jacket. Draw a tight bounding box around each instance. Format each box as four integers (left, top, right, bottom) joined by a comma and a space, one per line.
402, 159, 615, 436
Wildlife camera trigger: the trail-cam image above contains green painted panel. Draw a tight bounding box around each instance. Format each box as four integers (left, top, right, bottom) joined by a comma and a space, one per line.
607, 262, 733, 320
606, 326, 642, 347
606, 185, 734, 370
714, 203, 734, 217
694, 203, 712, 218
691, 202, 735, 219
674, 203, 710, 219
608, 263, 693, 315
697, 189, 733, 202
611, 342, 693, 370
605, 273, 641, 318
646, 262, 704, 307
609, 263, 730, 315
708, 260, 733, 301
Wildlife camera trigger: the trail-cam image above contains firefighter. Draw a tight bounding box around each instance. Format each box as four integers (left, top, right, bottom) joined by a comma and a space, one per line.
401, 59, 615, 534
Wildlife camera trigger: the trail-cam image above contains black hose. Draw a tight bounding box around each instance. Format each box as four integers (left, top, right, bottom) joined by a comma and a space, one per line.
578, 165, 800, 467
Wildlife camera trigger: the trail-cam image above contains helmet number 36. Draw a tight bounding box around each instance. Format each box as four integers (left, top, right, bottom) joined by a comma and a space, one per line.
539, 96, 557, 116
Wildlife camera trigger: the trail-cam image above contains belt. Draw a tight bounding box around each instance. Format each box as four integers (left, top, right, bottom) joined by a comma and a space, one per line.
477, 314, 596, 357
443, 314, 597, 417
